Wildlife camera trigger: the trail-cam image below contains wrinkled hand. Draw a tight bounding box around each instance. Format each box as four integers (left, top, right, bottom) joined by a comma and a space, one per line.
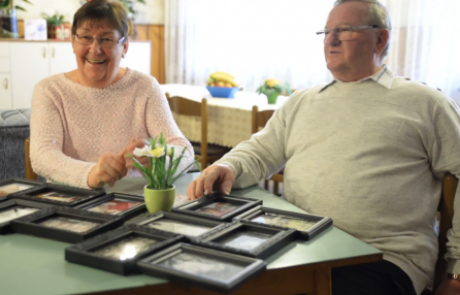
187, 164, 236, 200
124, 138, 150, 170
87, 149, 128, 189
436, 278, 460, 295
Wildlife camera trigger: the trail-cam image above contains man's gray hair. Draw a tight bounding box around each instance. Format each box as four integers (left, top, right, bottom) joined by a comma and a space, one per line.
334, 0, 392, 59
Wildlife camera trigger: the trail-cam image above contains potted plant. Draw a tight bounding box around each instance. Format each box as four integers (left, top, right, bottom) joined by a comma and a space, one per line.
41, 11, 65, 39
256, 79, 292, 104
128, 133, 201, 214
0, 0, 32, 38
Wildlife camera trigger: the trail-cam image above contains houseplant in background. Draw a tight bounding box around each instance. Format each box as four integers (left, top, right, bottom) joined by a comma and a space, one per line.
0, 0, 32, 38
256, 79, 292, 104
40, 11, 65, 39
128, 133, 201, 214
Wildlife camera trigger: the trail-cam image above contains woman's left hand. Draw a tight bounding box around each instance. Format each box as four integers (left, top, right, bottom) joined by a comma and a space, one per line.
124, 138, 150, 169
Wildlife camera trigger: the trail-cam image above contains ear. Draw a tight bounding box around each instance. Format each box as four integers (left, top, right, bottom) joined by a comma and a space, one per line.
122, 37, 129, 58
375, 28, 390, 56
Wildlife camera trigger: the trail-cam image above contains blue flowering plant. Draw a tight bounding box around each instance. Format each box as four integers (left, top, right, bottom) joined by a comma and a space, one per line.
128, 133, 201, 190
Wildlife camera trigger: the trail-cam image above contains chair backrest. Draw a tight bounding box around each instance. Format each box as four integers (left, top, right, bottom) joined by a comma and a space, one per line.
434, 173, 458, 290
25, 138, 38, 181
168, 95, 208, 169
252, 106, 275, 134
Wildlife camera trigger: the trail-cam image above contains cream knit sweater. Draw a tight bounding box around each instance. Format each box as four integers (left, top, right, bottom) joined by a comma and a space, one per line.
216, 67, 460, 294
30, 69, 194, 189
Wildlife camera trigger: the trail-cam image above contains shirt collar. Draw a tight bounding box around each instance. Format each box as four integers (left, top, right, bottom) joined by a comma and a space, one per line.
319, 65, 395, 93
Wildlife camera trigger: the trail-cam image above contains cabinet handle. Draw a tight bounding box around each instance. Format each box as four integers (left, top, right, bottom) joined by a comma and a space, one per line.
4, 78, 7, 90
51, 47, 55, 58
43, 47, 46, 58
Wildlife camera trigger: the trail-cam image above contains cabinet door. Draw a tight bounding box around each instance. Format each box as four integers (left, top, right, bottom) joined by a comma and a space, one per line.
121, 41, 151, 75
10, 42, 49, 109
0, 73, 12, 109
49, 42, 77, 76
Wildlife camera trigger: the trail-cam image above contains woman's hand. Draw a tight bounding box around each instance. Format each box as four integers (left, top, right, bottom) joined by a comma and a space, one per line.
87, 150, 128, 189
124, 138, 150, 170
436, 278, 460, 295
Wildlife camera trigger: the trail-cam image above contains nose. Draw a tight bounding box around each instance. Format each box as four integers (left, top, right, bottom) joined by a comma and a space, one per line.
325, 32, 341, 46
88, 38, 103, 54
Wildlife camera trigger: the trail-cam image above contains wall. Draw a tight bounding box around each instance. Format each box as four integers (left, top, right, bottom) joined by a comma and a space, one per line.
16, 0, 165, 25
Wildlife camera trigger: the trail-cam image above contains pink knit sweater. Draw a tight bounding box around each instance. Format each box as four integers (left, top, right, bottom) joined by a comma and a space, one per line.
30, 69, 194, 189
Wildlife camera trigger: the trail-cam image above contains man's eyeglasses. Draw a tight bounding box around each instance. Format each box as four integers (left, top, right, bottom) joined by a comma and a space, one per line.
73, 33, 126, 48
316, 25, 380, 42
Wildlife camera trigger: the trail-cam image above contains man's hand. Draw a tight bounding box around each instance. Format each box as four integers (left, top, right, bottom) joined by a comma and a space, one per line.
436, 278, 460, 295
124, 138, 149, 170
187, 164, 236, 200
88, 150, 128, 189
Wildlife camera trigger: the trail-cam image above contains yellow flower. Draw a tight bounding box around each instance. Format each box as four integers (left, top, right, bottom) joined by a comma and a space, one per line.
151, 145, 165, 158
265, 78, 280, 88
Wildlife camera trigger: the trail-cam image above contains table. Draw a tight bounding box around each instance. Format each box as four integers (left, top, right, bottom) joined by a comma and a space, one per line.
160, 84, 288, 148
0, 174, 382, 295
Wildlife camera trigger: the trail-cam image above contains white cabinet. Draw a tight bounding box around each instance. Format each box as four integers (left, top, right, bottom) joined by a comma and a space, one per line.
0, 43, 12, 109
0, 73, 12, 109
1, 40, 151, 109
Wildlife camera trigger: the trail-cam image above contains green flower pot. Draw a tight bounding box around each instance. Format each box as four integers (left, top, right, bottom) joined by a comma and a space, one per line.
266, 92, 279, 104
144, 185, 176, 214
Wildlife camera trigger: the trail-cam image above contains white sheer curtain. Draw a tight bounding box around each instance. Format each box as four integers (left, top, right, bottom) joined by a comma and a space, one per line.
165, 0, 460, 102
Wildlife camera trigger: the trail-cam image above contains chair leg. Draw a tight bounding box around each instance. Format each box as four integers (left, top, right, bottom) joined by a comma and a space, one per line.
264, 180, 269, 191
273, 181, 279, 196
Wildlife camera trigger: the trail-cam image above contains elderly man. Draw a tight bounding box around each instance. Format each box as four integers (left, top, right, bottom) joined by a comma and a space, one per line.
187, 0, 460, 294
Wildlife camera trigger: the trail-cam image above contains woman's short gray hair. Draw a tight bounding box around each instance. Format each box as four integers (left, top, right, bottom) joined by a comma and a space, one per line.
334, 0, 392, 59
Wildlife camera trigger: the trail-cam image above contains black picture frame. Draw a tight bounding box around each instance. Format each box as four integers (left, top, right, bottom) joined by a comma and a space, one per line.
172, 193, 262, 221
137, 243, 266, 294
11, 206, 124, 243
190, 220, 296, 259
0, 199, 53, 234
132, 211, 228, 240
75, 193, 146, 221
233, 206, 333, 240
11, 183, 105, 207
65, 224, 185, 275
0, 177, 45, 198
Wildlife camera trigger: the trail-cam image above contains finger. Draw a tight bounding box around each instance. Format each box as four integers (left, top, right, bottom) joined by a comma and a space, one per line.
187, 181, 197, 200
218, 175, 233, 195
203, 169, 220, 196
100, 173, 117, 187
194, 174, 206, 199
102, 158, 126, 180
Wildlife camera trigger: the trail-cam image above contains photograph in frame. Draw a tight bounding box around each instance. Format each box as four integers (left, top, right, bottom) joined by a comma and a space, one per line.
138, 243, 267, 293
92, 236, 158, 260
251, 213, 317, 231
146, 219, 212, 237
35, 192, 84, 203
87, 198, 143, 215
195, 202, 239, 217
159, 251, 245, 280
233, 206, 333, 240
39, 216, 100, 233
0, 183, 34, 197
173, 193, 263, 221
216, 231, 271, 251
0, 206, 40, 224
65, 225, 185, 275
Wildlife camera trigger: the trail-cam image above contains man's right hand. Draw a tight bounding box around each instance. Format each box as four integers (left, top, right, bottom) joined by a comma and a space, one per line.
187, 164, 236, 200
87, 150, 128, 189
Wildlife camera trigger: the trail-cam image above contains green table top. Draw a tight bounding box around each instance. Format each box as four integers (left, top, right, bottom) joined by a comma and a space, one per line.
0, 173, 381, 295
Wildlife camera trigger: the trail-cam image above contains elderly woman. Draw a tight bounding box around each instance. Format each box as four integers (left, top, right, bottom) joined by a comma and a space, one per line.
30, 0, 193, 189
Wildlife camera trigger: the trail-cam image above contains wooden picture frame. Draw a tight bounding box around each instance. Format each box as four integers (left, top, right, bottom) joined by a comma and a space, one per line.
12, 206, 124, 243
234, 206, 333, 240
173, 193, 262, 221
65, 224, 185, 275
0, 199, 53, 234
191, 220, 296, 259
137, 243, 266, 294
11, 183, 105, 207
132, 211, 228, 240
